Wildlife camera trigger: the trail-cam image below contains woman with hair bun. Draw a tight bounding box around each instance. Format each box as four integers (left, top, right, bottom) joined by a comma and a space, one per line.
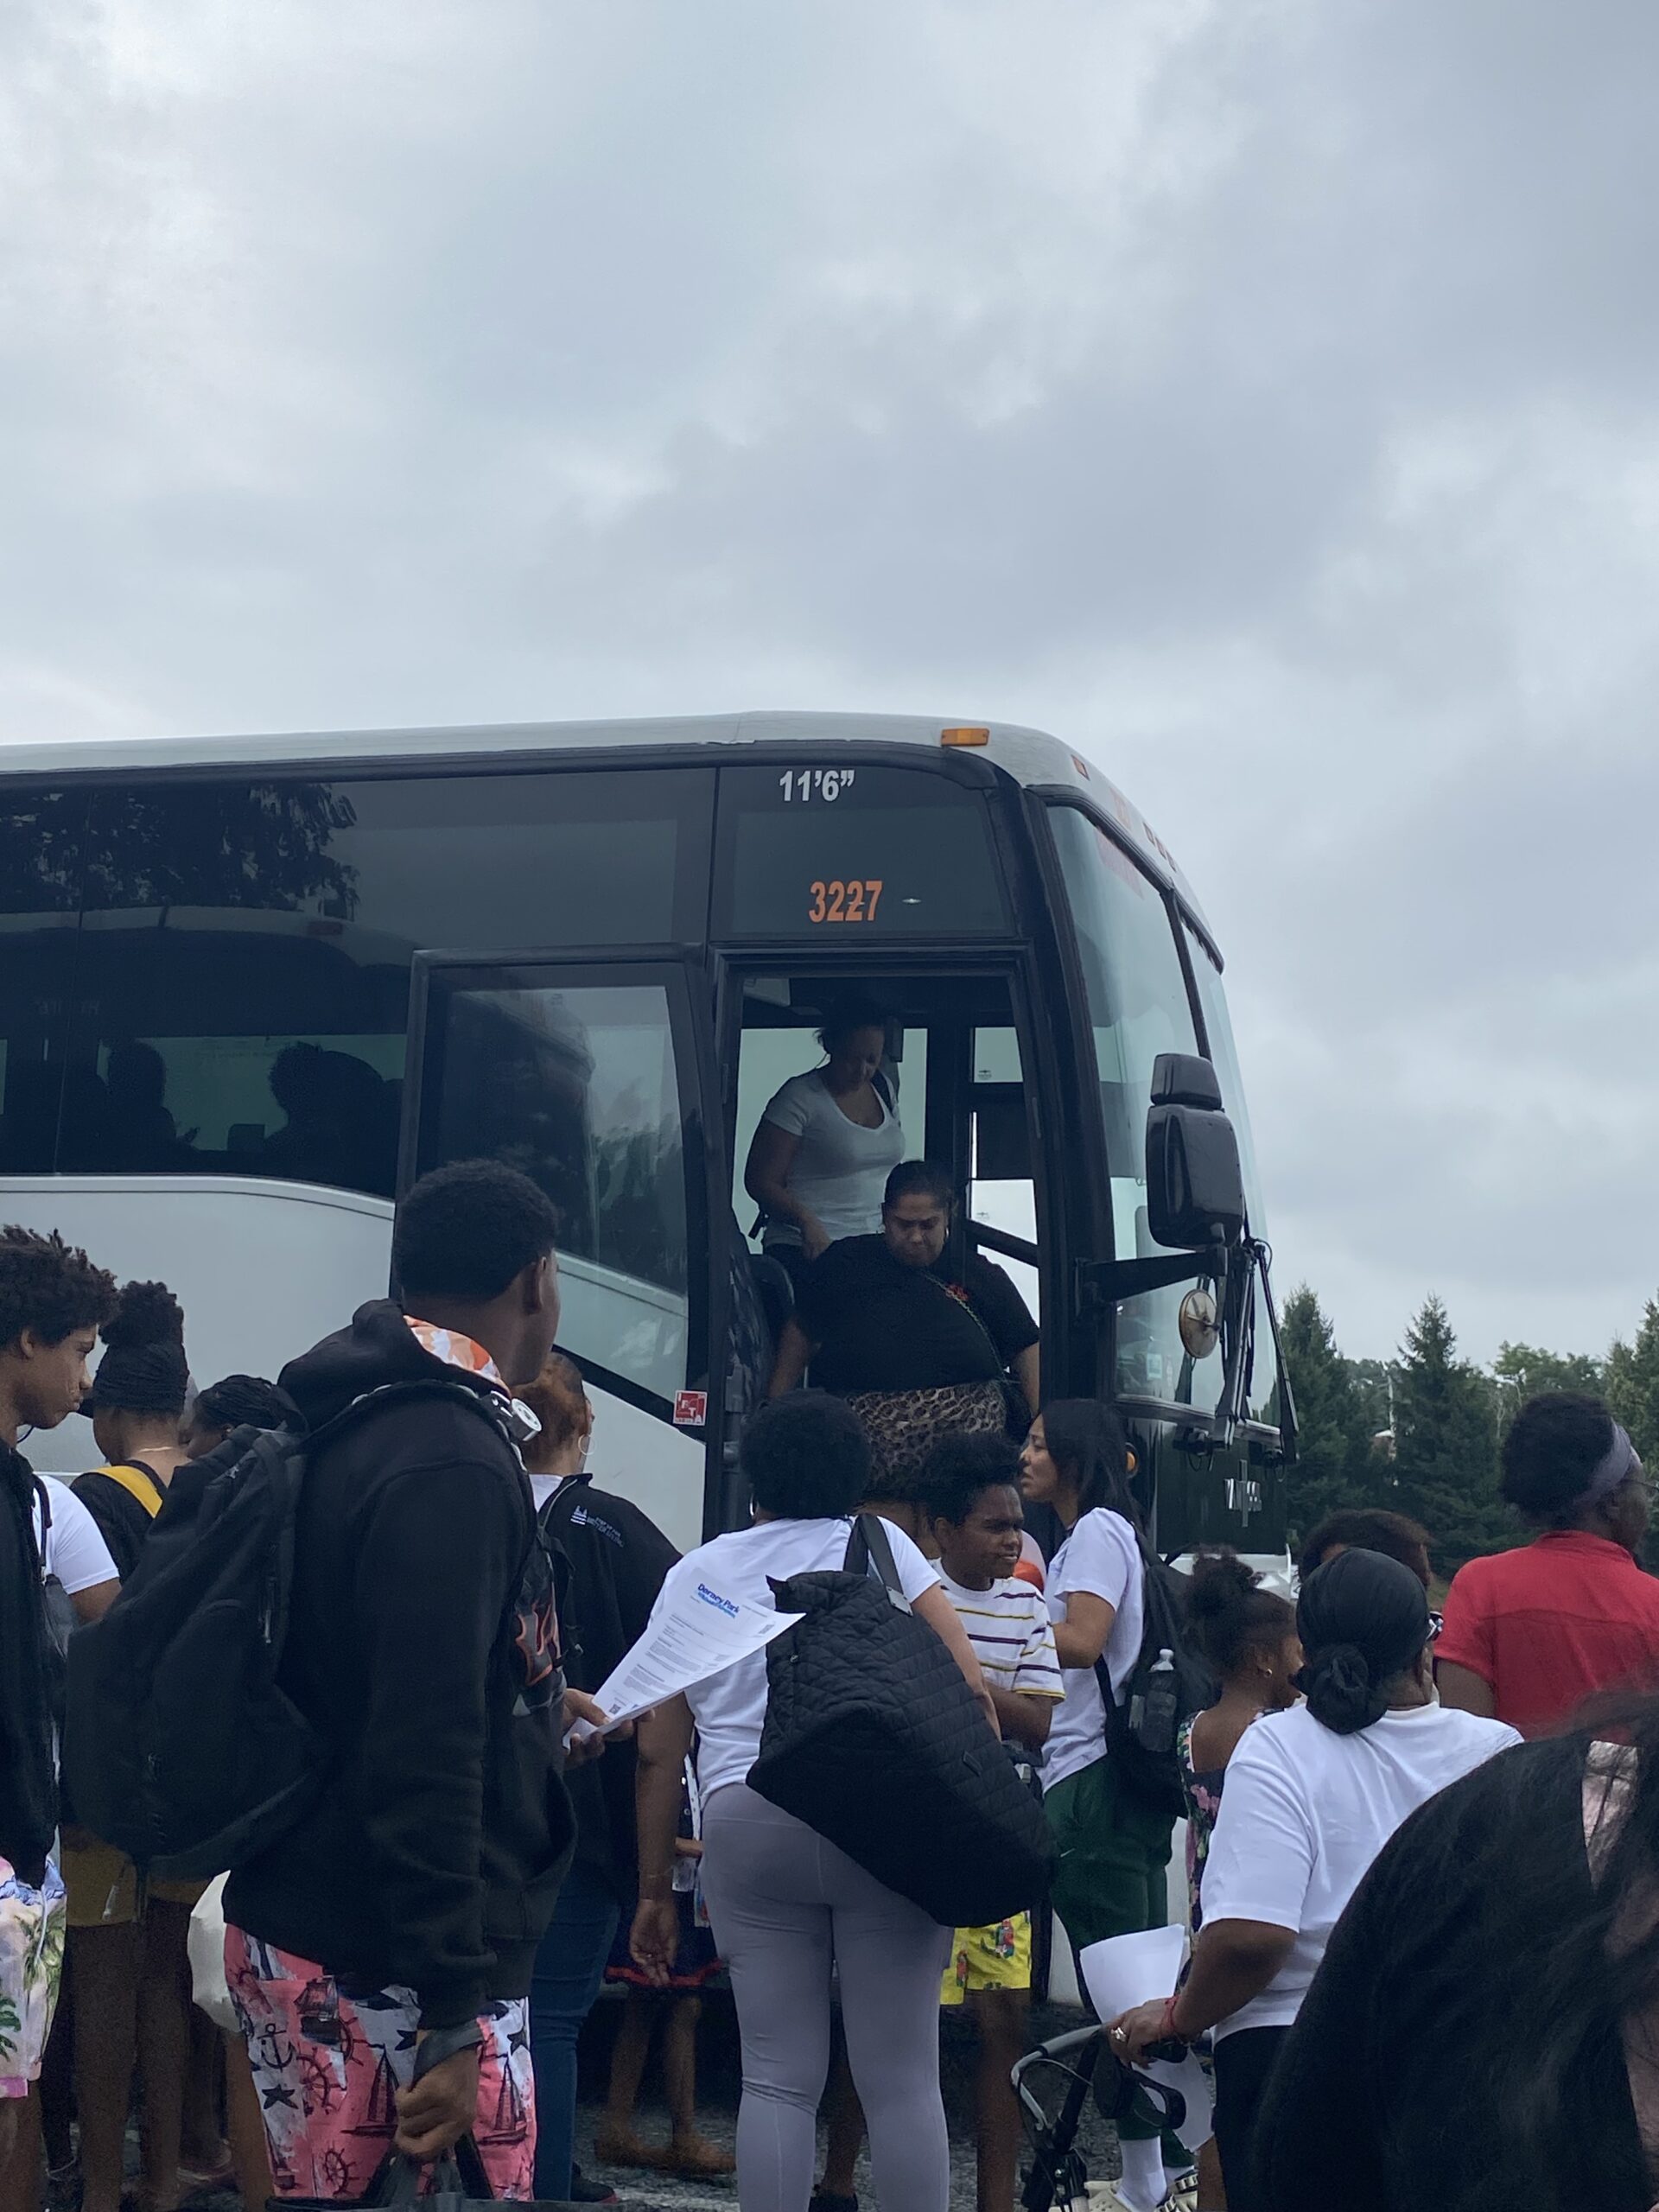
1110, 1548, 1521, 2212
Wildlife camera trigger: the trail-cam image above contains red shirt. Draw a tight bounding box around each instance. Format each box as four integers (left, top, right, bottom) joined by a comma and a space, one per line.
1437, 1530, 1659, 1737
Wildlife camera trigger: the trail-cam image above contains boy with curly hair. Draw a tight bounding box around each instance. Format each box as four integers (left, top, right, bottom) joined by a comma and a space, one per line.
0, 1226, 115, 2164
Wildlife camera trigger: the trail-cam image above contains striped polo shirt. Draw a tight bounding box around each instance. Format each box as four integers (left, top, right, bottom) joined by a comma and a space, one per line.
938, 1570, 1064, 1702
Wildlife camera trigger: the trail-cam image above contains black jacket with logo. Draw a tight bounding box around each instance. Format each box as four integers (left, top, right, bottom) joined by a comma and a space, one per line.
543, 1475, 678, 1900
224, 1300, 574, 2027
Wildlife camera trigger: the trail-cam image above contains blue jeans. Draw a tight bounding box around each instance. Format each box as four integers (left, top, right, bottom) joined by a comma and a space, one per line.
530, 1860, 622, 2200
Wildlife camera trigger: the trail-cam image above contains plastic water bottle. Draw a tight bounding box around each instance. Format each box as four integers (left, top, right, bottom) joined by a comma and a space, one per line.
1139, 1647, 1179, 1756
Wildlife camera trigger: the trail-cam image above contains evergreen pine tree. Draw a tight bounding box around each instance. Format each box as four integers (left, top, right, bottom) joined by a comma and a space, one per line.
1607, 1298, 1659, 1467
1392, 1295, 1510, 1575
1279, 1287, 1373, 1544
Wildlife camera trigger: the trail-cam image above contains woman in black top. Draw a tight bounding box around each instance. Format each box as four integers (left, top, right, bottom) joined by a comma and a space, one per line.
768, 1160, 1039, 1489
1254, 1707, 1656, 2211
68, 1278, 218, 2212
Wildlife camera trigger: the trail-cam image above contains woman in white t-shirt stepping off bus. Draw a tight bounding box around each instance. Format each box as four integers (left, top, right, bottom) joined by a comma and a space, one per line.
744, 1002, 904, 1297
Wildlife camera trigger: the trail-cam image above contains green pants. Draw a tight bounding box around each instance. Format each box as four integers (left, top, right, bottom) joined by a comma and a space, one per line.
1045, 1753, 1179, 2149
1046, 1751, 1174, 1951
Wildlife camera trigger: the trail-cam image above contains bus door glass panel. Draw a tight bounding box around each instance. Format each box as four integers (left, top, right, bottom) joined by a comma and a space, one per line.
1185, 930, 1281, 1429
59, 770, 709, 1198
409, 966, 694, 1406
0, 788, 87, 1173
1046, 806, 1208, 1407
969, 1025, 1039, 1323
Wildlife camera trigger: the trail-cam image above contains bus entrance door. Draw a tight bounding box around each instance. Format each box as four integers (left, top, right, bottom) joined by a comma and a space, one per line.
721, 963, 1067, 1423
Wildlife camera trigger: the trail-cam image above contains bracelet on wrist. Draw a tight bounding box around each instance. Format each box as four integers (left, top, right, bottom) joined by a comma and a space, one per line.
1159, 1993, 1188, 2045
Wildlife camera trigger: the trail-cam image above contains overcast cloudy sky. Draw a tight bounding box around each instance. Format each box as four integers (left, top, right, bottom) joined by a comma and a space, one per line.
3, 0, 1656, 1367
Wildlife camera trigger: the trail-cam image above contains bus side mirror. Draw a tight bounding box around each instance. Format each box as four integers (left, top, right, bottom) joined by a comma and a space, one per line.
1146, 1053, 1245, 1249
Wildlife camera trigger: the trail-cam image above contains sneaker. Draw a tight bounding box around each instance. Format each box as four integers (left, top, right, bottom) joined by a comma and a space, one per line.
567, 2169, 620, 2205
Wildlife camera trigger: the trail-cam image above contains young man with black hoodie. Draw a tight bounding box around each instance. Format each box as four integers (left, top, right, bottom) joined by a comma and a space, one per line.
223, 1160, 576, 2203
0, 1226, 116, 2167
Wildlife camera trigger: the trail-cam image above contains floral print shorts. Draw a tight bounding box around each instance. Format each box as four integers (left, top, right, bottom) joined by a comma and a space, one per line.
941, 1910, 1032, 2004
0, 1857, 65, 2098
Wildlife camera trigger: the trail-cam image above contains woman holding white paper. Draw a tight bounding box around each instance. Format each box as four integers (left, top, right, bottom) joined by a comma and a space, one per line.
1109, 1549, 1518, 2211
629, 1390, 995, 2212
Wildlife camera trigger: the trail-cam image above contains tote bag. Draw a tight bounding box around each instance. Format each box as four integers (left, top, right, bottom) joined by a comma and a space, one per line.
749, 1516, 1054, 1927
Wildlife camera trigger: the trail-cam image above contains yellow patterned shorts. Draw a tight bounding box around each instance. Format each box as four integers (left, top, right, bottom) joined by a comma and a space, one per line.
941, 1911, 1032, 2003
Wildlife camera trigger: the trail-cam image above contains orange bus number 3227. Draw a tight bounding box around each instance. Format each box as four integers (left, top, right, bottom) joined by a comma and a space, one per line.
807, 878, 884, 925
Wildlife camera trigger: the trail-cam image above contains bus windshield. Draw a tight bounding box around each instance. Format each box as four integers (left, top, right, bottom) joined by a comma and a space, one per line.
1046, 804, 1211, 1408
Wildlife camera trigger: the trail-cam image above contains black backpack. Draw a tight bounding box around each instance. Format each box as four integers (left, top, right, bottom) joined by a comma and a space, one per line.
749, 1516, 1055, 1927
64, 1379, 512, 1880
1098, 1528, 1218, 1821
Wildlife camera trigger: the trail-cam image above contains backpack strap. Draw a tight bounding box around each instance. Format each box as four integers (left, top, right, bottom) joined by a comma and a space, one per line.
1091, 1519, 1156, 1719
843, 1513, 912, 1615
99, 1464, 167, 1519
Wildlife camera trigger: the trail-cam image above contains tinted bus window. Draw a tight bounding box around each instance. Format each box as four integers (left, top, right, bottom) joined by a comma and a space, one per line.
714, 763, 1008, 938
0, 789, 87, 1173
59, 766, 711, 1197
413, 970, 692, 1403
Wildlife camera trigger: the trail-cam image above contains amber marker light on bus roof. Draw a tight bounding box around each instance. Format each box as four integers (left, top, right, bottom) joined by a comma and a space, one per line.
940, 726, 990, 747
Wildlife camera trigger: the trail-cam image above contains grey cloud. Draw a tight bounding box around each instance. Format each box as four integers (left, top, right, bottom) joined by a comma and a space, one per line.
3, 0, 1658, 1363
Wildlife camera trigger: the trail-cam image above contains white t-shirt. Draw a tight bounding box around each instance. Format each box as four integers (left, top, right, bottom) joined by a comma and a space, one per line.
657, 1515, 939, 1800
1201, 1700, 1522, 2040
31, 1478, 118, 1597
1042, 1509, 1145, 1790
760, 1069, 904, 1249
938, 1571, 1063, 1703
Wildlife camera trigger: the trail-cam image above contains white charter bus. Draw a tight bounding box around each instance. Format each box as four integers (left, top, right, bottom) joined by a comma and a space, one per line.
0, 711, 1289, 1557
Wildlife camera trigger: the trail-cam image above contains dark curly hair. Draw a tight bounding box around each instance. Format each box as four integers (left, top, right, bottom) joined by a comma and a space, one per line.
1298, 1507, 1433, 1591
741, 1391, 871, 1520
191, 1374, 296, 1435
90, 1280, 188, 1417
1185, 1548, 1296, 1678
918, 1432, 1023, 1525
393, 1159, 558, 1303
1501, 1393, 1621, 1528
0, 1226, 116, 1353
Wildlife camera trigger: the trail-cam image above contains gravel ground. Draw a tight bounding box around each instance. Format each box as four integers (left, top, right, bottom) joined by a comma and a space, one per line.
569, 1992, 1126, 2211
121, 1996, 1127, 2212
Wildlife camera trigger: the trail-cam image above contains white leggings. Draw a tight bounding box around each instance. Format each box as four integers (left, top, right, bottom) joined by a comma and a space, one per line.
699, 1783, 953, 2212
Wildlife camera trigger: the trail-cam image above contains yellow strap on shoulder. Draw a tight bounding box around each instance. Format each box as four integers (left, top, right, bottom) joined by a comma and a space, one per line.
97, 1464, 165, 1518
